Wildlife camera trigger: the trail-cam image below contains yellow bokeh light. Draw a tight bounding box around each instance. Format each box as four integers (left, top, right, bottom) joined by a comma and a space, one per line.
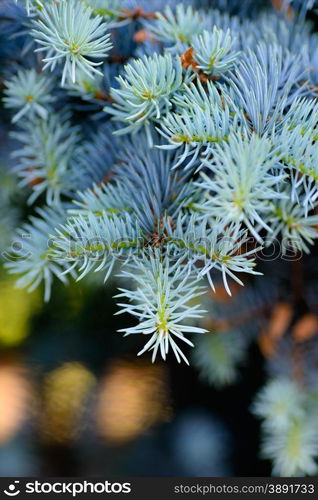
96, 359, 171, 445
41, 362, 96, 444
0, 275, 40, 347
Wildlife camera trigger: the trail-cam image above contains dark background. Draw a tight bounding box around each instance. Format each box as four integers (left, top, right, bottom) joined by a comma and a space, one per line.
0, 273, 269, 477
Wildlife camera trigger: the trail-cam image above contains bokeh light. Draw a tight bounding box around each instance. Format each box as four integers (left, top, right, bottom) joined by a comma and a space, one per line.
0, 359, 35, 444
96, 359, 171, 445
41, 362, 96, 444
0, 276, 40, 347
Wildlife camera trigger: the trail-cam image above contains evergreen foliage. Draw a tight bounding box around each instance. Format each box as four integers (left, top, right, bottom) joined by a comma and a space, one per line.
2, 0, 318, 476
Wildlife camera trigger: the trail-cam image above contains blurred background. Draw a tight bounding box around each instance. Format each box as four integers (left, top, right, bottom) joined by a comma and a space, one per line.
0, 269, 269, 477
